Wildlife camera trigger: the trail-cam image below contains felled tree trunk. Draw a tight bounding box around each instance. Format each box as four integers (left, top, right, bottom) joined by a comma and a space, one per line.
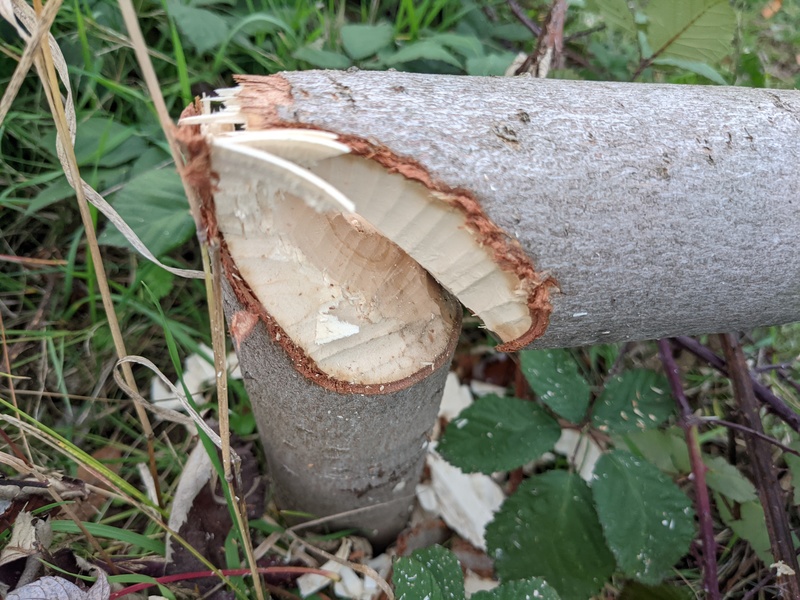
178, 72, 800, 543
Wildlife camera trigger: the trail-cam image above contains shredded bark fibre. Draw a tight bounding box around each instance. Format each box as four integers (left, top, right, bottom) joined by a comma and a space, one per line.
177, 104, 460, 395
231, 73, 556, 352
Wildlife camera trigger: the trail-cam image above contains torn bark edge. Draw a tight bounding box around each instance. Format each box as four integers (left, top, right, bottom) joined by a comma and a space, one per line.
231, 73, 556, 352
176, 104, 461, 395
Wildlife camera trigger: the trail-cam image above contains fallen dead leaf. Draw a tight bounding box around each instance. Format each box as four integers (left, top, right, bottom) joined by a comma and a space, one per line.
7, 570, 109, 600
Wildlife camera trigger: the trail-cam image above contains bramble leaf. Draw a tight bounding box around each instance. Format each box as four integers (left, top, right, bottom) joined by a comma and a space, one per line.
646, 0, 736, 63
394, 545, 465, 600
591, 0, 636, 34
592, 369, 673, 434
592, 451, 695, 584
487, 470, 615, 599
619, 581, 694, 599
438, 395, 561, 474
704, 455, 757, 503
471, 578, 561, 600
520, 349, 590, 422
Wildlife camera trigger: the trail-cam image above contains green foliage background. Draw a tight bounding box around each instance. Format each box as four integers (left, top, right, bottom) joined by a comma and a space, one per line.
1, 0, 799, 598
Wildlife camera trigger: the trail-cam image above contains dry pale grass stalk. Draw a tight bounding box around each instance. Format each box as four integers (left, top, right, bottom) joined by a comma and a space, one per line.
117, 2, 264, 597
0, 0, 62, 124
1, 0, 164, 508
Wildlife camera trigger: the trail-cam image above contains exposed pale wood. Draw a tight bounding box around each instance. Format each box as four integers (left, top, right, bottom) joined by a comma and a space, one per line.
308, 153, 535, 344
177, 113, 462, 391
179, 117, 548, 351
230, 71, 800, 348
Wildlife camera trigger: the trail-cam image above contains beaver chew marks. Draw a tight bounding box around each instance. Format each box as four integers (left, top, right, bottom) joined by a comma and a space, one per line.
182, 97, 546, 385
209, 134, 459, 388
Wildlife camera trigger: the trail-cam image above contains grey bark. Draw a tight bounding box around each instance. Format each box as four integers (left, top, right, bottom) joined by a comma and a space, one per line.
205, 72, 800, 546
259, 71, 800, 348
222, 282, 456, 547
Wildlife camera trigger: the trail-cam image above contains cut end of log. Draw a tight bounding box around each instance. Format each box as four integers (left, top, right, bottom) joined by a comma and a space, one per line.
178, 80, 553, 388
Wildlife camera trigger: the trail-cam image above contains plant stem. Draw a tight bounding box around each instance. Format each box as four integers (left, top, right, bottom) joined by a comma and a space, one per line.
29, 0, 162, 507
699, 417, 800, 458
658, 338, 720, 599
673, 336, 800, 434
719, 333, 800, 598
507, 0, 541, 37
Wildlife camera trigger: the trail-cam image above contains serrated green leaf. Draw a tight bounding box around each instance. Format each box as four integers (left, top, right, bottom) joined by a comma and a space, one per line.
488, 22, 535, 42
71, 117, 147, 168
592, 369, 673, 434
487, 471, 615, 600
619, 581, 694, 600
26, 176, 75, 215
136, 262, 176, 301
384, 41, 462, 69
703, 455, 757, 503
519, 349, 590, 422
292, 46, 351, 69
466, 53, 516, 76
168, 0, 229, 54
715, 493, 773, 564
472, 578, 561, 600
592, 451, 695, 584
394, 545, 465, 600
620, 428, 690, 474
591, 0, 636, 34
340, 23, 394, 60
98, 169, 195, 257
394, 561, 444, 600
651, 57, 727, 84
646, 0, 736, 64
438, 395, 561, 474
427, 32, 484, 58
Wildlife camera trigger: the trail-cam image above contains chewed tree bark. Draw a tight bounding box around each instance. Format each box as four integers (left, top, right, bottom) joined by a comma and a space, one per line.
226, 71, 800, 347
178, 72, 800, 544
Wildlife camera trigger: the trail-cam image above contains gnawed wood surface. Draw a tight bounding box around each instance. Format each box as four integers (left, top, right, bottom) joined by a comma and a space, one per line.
231, 71, 800, 349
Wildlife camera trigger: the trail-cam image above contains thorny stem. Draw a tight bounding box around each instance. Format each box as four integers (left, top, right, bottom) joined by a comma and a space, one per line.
699, 417, 800, 458
741, 571, 776, 600
777, 367, 800, 397
719, 333, 800, 598
658, 339, 720, 599
108, 566, 339, 600
507, 0, 541, 37
673, 336, 800, 434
